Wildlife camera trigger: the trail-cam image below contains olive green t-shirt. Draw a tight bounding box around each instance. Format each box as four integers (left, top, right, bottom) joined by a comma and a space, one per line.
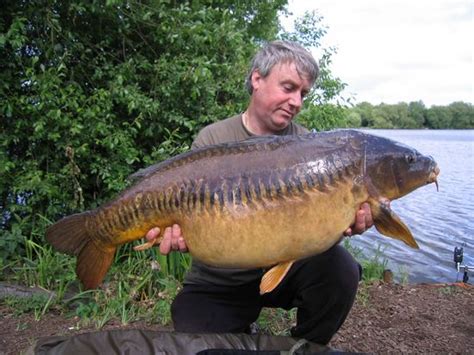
184, 114, 309, 286
191, 114, 308, 149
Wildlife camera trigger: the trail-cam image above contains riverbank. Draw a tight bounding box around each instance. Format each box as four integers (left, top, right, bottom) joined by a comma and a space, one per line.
330, 282, 473, 353
1, 281, 472, 354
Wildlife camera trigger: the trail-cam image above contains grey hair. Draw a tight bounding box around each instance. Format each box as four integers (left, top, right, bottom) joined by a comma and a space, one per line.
245, 40, 319, 94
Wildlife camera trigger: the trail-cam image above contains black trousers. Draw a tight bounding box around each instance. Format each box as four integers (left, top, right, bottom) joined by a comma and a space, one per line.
171, 245, 361, 345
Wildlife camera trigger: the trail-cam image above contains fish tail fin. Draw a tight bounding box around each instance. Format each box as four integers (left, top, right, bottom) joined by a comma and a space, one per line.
46, 211, 116, 289
76, 242, 116, 289
370, 199, 419, 249
46, 212, 92, 256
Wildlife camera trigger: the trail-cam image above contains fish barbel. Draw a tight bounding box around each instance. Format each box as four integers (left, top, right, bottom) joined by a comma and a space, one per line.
46, 130, 440, 293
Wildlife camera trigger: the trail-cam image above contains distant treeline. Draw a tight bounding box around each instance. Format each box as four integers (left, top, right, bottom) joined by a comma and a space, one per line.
343, 101, 474, 129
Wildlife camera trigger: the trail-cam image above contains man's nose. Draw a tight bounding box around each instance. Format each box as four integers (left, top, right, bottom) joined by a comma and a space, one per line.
288, 92, 302, 109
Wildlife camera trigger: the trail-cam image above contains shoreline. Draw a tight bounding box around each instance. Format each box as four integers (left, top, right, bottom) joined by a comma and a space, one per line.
1, 281, 472, 354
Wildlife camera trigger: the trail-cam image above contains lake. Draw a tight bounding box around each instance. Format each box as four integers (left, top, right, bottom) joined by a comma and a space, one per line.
350, 129, 474, 283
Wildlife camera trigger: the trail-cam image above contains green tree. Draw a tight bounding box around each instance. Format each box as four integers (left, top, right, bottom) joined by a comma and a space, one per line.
1, 1, 348, 264
379, 103, 399, 128
345, 111, 362, 127
408, 101, 426, 128
426, 106, 453, 128
0, 0, 287, 258
297, 103, 347, 131
394, 103, 415, 128
354, 102, 376, 127
371, 106, 393, 128
448, 102, 474, 128
348, 100, 472, 129
282, 10, 348, 130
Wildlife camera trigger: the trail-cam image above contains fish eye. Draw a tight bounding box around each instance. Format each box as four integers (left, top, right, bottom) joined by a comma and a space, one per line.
405, 154, 416, 164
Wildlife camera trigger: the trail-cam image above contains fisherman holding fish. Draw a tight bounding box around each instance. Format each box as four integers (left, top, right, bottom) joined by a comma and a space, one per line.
47, 39, 438, 344
145, 41, 373, 345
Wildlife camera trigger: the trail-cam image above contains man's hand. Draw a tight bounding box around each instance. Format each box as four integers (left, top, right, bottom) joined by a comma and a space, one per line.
145, 224, 188, 255
344, 202, 374, 236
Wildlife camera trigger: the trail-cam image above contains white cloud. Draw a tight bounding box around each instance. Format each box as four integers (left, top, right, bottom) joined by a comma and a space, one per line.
284, 0, 473, 106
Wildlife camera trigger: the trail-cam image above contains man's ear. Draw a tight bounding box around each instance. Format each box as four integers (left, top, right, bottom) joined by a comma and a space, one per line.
251, 70, 262, 91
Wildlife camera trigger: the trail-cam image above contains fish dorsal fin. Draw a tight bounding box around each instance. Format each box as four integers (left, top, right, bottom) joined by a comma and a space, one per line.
370, 198, 419, 249
128, 162, 163, 183
362, 145, 367, 176
354, 146, 368, 187
259, 261, 294, 295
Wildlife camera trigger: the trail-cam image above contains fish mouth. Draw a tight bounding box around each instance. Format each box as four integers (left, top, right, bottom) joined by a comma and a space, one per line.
428, 163, 440, 191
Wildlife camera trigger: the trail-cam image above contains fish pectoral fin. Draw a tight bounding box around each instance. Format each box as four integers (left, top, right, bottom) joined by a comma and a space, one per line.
259, 261, 294, 295
372, 200, 419, 249
133, 236, 163, 251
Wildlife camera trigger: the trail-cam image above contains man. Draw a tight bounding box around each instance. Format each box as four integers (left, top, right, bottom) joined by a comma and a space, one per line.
145, 41, 372, 344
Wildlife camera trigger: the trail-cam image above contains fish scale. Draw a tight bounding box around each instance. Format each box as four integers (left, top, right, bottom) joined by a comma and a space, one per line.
46, 130, 439, 291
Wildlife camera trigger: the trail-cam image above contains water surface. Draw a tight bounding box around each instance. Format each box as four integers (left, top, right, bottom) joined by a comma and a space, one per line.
350, 129, 474, 283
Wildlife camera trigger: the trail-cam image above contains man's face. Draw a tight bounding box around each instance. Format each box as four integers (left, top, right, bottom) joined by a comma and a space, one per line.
251, 61, 312, 132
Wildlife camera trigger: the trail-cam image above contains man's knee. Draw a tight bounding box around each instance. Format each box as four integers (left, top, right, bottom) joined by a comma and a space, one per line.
288, 246, 361, 344
328, 245, 361, 292
170, 284, 261, 333
303, 245, 361, 296
170, 290, 194, 332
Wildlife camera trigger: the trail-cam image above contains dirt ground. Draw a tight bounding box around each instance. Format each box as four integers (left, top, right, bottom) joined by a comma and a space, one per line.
1, 282, 472, 354
330, 282, 473, 353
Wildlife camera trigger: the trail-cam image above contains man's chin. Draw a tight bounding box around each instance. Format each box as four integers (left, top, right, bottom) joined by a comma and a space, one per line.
273, 116, 292, 130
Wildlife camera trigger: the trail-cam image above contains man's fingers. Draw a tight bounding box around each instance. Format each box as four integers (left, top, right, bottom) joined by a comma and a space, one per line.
361, 202, 373, 228
159, 227, 173, 254
344, 203, 376, 237
169, 224, 184, 251
146, 227, 160, 242
178, 237, 188, 252
172, 224, 181, 238
351, 209, 366, 235
172, 224, 188, 252
355, 209, 367, 232
361, 202, 371, 215
168, 225, 179, 250
158, 224, 187, 254
347, 210, 367, 236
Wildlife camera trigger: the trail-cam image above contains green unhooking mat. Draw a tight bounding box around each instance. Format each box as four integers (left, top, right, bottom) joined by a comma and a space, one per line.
26, 329, 336, 354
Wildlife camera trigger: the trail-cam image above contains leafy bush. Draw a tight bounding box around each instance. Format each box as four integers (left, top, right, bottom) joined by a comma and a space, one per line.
1, 1, 347, 281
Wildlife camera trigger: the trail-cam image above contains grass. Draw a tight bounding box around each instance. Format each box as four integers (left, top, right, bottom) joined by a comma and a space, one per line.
342, 239, 392, 307
1, 237, 183, 326
257, 308, 296, 336
1, 236, 391, 334
343, 239, 388, 282
438, 285, 459, 296
4, 293, 52, 317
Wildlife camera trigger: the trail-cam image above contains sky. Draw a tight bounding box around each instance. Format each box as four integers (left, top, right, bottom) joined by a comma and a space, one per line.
283, 0, 473, 107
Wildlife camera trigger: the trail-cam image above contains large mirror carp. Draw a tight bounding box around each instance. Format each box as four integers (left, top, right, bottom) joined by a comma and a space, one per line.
46, 130, 439, 293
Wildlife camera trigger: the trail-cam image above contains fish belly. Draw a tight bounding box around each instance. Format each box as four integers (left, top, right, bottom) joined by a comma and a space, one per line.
179, 181, 364, 268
